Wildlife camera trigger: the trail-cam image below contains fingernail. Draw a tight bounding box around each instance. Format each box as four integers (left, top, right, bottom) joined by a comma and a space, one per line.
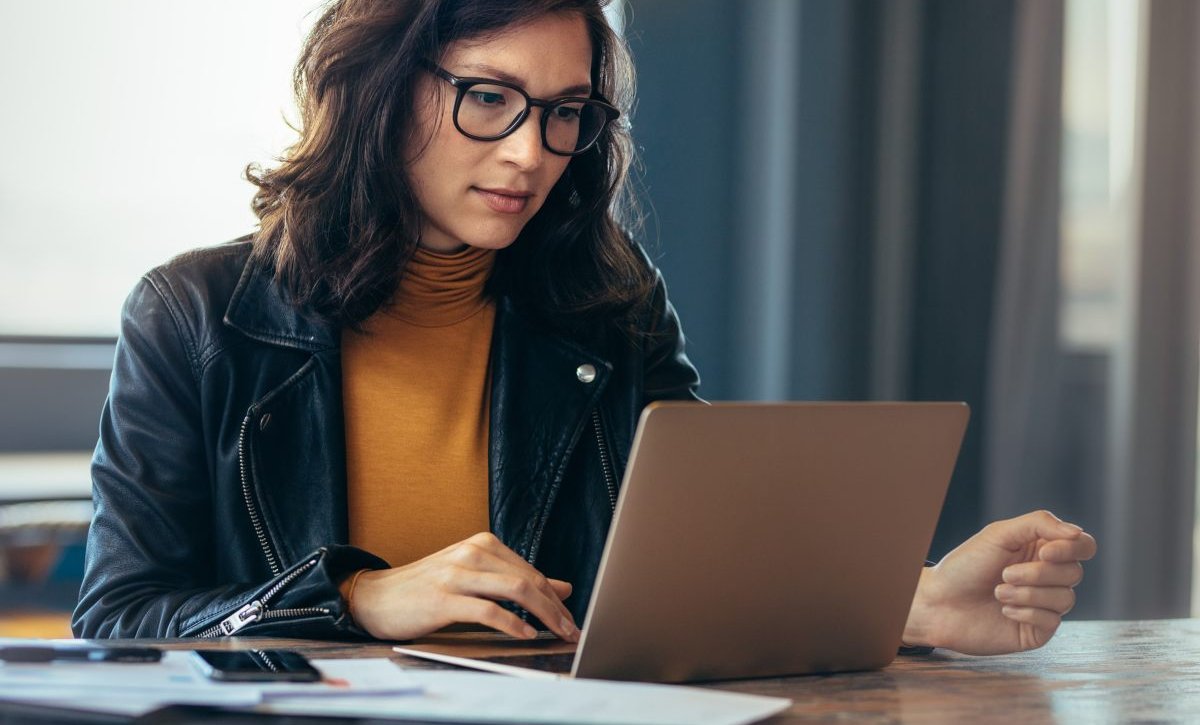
1002, 567, 1015, 583
522, 624, 537, 639
1061, 522, 1083, 534
561, 617, 579, 642
995, 584, 1014, 602
1001, 605, 1017, 617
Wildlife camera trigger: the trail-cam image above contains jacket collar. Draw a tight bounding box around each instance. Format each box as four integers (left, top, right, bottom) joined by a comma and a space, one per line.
224, 255, 338, 352
236, 283, 616, 568
220, 251, 620, 560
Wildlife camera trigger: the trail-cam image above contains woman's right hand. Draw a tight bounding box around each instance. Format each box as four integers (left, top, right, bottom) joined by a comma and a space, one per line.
347, 532, 579, 643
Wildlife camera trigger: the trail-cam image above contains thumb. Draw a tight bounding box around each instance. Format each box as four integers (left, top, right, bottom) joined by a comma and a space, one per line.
986, 510, 1083, 550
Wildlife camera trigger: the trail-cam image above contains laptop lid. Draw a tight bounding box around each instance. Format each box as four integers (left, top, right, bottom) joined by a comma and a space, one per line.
571, 401, 968, 682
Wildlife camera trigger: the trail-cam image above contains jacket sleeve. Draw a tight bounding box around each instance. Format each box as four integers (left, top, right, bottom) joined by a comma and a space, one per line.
72, 275, 387, 640
640, 266, 704, 405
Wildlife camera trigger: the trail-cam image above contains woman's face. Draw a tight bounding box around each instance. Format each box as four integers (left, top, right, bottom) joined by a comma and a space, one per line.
406, 13, 592, 253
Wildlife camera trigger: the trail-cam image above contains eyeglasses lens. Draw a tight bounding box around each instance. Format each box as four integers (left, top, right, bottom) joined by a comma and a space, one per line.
457, 83, 525, 138
457, 82, 608, 154
545, 102, 607, 154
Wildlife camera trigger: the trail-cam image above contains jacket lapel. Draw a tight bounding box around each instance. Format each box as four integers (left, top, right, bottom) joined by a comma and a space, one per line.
224, 258, 348, 568
489, 297, 612, 561
244, 348, 350, 566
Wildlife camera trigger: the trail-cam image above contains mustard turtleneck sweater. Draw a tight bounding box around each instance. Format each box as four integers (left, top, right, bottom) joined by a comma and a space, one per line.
342, 244, 497, 568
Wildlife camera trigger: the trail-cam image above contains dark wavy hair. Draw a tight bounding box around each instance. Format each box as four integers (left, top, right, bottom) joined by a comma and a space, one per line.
247, 0, 653, 337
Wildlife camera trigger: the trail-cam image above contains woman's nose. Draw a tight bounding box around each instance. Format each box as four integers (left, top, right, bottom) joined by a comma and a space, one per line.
495, 112, 546, 169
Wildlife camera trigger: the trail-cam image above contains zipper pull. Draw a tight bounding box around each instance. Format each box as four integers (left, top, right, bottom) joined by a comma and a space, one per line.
217, 600, 264, 636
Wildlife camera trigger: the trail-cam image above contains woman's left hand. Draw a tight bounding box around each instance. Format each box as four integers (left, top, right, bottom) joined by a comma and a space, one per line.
902, 510, 1097, 655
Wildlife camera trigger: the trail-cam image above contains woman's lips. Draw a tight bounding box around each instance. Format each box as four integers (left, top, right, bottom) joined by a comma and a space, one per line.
474, 187, 531, 214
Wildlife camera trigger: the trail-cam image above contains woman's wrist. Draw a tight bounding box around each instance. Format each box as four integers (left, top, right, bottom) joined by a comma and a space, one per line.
339, 568, 371, 625
902, 566, 940, 649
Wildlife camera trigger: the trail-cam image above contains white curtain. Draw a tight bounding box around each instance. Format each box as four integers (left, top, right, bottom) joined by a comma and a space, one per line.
1102, 0, 1200, 618
986, 0, 1200, 618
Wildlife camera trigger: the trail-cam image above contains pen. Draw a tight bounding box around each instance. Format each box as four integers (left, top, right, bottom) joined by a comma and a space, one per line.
0, 645, 162, 664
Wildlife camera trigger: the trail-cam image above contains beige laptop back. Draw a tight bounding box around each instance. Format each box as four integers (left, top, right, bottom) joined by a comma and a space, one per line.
573, 401, 969, 682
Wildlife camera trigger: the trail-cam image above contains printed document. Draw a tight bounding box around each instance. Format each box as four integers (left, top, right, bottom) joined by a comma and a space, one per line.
262, 669, 791, 725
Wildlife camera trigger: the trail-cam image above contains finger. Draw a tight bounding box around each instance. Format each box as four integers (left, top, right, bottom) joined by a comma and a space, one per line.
450, 596, 539, 640
1000, 605, 1062, 646
430, 531, 502, 558
449, 571, 579, 642
465, 531, 525, 560
444, 537, 576, 623
548, 578, 573, 600
458, 534, 577, 627
994, 584, 1076, 615
444, 540, 527, 577
1003, 561, 1083, 588
985, 510, 1084, 552
1039, 532, 1097, 563
467, 533, 555, 579
435, 533, 528, 575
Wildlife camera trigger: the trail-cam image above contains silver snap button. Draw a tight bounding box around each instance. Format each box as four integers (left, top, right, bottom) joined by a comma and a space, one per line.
576, 364, 597, 383
259, 413, 272, 431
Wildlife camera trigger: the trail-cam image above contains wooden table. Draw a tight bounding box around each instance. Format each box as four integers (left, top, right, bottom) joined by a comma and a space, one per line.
709, 618, 1200, 723
10, 619, 1200, 723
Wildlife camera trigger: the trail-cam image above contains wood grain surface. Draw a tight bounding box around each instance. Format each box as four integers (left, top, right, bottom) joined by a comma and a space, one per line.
74, 619, 1200, 723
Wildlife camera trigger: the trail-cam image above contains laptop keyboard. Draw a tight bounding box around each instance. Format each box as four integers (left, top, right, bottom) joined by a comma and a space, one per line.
480, 652, 576, 674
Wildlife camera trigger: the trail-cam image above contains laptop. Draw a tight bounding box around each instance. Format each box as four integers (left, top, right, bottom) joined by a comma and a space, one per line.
396, 401, 969, 682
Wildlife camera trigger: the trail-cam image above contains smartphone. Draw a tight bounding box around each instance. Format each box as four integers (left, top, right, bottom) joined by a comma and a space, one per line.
190, 649, 321, 682
0, 644, 162, 663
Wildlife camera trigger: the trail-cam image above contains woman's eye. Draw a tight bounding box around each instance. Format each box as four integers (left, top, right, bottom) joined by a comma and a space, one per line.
552, 105, 582, 121
468, 91, 506, 106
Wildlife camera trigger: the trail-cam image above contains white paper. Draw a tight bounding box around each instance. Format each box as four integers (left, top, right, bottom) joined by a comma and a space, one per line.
260, 658, 421, 699
262, 669, 792, 725
0, 645, 789, 724
0, 652, 420, 715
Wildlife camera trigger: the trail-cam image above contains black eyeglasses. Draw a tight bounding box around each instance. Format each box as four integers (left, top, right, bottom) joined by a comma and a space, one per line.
424, 63, 620, 157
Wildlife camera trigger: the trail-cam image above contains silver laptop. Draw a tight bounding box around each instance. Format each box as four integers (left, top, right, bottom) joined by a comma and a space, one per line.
396, 401, 969, 682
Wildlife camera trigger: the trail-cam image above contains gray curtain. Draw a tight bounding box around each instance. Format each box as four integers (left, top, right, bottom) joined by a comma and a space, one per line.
981, 1, 1065, 530
630, 0, 1018, 558
630, 0, 1199, 619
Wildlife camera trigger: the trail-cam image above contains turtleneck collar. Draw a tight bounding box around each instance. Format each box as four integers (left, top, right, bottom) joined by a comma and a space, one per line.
388, 244, 497, 327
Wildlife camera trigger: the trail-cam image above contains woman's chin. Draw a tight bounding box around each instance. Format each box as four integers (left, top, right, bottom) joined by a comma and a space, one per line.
459, 231, 522, 251
418, 230, 520, 253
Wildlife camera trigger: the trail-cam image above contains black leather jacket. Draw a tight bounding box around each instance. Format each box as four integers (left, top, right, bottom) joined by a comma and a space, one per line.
72, 240, 700, 640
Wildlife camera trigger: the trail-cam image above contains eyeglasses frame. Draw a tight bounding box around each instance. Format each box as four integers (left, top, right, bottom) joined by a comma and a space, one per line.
424, 62, 621, 157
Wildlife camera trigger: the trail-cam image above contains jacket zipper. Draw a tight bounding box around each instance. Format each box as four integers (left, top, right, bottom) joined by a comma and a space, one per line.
194, 557, 328, 637
591, 408, 618, 513
523, 405, 618, 574
512, 405, 614, 626
239, 411, 281, 577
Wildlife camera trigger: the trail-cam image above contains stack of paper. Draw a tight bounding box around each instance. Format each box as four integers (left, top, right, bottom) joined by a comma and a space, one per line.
0, 648, 791, 724
0, 651, 420, 716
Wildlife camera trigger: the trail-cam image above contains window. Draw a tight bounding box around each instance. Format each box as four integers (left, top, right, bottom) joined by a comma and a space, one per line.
0, 1, 317, 337
1059, 0, 1140, 352
0, 2, 627, 339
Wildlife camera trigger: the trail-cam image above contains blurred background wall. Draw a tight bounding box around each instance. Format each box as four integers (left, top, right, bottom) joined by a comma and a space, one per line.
0, 0, 1196, 632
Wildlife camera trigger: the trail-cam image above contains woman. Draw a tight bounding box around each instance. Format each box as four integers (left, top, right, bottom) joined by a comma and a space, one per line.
73, 0, 1095, 656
